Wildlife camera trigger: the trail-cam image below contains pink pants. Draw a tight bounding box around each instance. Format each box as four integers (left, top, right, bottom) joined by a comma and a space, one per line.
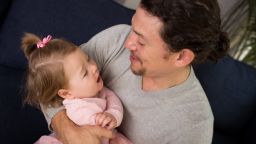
35, 132, 132, 144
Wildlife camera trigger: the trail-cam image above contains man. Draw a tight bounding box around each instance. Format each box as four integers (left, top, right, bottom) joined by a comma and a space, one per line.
44, 0, 229, 143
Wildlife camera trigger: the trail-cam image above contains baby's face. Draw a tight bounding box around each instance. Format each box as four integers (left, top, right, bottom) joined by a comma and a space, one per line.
62, 49, 103, 99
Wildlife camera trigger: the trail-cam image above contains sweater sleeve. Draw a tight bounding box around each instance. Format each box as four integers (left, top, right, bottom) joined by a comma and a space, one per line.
40, 104, 65, 131
63, 99, 104, 126
103, 87, 123, 127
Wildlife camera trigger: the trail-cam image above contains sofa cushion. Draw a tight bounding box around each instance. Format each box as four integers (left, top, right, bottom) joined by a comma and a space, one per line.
194, 55, 256, 144
0, 0, 12, 28
0, 66, 50, 143
0, 0, 134, 69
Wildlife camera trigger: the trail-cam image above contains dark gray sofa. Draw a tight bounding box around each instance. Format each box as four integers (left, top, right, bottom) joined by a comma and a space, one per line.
0, 0, 255, 144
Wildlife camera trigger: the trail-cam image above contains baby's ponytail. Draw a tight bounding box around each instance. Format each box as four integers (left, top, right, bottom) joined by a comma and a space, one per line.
21, 33, 41, 59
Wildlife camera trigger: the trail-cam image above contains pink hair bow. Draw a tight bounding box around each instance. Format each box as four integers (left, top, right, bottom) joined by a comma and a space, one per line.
37, 35, 52, 48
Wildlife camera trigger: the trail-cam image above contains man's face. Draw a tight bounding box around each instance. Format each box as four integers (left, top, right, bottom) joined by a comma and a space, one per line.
125, 6, 177, 77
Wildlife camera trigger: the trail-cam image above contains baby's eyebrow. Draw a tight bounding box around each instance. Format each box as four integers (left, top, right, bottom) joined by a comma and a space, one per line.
87, 54, 91, 62
81, 64, 88, 78
81, 62, 86, 74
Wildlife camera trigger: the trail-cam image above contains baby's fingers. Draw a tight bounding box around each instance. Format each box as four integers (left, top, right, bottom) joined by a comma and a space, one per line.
95, 113, 105, 126
106, 121, 116, 130
101, 116, 112, 128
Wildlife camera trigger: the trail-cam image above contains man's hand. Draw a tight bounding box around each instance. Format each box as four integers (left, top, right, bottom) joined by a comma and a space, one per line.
51, 110, 114, 144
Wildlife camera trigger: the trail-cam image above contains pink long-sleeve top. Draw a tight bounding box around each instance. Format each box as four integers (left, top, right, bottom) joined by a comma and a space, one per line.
62, 87, 123, 127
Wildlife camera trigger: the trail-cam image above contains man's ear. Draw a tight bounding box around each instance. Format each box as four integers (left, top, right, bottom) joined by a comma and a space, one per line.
175, 49, 195, 67
58, 89, 73, 99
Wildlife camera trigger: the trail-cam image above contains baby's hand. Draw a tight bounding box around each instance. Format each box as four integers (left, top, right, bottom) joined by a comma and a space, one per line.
95, 112, 117, 130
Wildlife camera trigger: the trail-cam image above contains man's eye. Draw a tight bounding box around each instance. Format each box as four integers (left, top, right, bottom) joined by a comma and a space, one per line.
139, 42, 144, 46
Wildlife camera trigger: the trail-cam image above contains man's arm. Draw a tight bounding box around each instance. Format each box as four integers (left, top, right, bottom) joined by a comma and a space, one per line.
51, 110, 114, 144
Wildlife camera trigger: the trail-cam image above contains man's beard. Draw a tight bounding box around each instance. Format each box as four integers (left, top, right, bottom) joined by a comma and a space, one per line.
130, 65, 146, 76
130, 52, 146, 75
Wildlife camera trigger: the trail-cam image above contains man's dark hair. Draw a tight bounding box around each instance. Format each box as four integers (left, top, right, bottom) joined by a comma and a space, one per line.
140, 0, 229, 63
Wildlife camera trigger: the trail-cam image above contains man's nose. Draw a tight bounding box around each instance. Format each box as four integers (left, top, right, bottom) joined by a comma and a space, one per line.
124, 32, 137, 51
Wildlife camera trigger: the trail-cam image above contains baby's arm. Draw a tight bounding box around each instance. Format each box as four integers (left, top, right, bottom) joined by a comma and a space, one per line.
63, 99, 102, 126
102, 87, 124, 127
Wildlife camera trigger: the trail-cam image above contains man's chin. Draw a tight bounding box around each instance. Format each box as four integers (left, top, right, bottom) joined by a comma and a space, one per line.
130, 66, 145, 76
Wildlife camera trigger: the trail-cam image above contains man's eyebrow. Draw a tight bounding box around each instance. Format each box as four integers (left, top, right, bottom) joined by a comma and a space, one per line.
131, 19, 145, 39
134, 30, 143, 38
133, 29, 147, 42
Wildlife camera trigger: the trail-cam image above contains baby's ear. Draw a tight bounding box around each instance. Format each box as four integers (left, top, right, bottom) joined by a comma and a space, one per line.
58, 89, 73, 99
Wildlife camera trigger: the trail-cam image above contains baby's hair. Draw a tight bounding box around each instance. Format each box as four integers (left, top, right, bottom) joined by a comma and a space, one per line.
21, 33, 78, 108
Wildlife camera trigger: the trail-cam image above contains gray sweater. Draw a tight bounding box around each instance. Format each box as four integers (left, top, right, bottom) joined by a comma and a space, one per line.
44, 24, 213, 144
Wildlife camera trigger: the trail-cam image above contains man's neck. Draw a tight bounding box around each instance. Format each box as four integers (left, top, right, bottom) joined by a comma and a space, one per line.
142, 66, 191, 91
